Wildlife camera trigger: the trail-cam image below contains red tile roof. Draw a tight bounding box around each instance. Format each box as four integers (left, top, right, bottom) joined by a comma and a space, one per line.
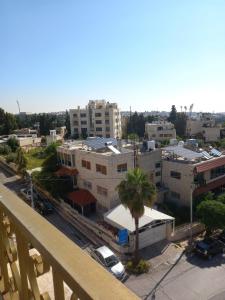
67, 189, 97, 206
193, 176, 225, 196
55, 166, 78, 177
195, 156, 225, 173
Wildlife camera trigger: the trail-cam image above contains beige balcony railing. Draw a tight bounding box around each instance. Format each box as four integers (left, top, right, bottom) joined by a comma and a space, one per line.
0, 184, 139, 300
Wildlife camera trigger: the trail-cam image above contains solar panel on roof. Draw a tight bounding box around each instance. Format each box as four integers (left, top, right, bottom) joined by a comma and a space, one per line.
201, 151, 212, 160
164, 146, 203, 160
210, 148, 222, 157
84, 137, 117, 150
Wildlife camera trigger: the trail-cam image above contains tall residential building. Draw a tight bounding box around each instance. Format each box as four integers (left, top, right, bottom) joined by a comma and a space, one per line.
70, 100, 122, 138
145, 121, 176, 142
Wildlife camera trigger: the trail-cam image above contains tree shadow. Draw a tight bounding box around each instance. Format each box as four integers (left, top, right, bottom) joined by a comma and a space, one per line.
0, 165, 14, 178
185, 251, 225, 268
139, 240, 171, 261
3, 178, 26, 193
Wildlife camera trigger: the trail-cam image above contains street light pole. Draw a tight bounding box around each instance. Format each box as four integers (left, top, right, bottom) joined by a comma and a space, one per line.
189, 182, 194, 246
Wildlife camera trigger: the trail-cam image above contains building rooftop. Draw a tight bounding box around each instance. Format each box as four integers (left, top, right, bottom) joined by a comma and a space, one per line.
163, 144, 223, 164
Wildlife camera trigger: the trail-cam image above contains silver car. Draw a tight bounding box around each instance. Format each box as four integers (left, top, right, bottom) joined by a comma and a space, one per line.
92, 246, 126, 280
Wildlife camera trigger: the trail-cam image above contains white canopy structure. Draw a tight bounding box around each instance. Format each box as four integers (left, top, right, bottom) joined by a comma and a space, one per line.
104, 204, 174, 233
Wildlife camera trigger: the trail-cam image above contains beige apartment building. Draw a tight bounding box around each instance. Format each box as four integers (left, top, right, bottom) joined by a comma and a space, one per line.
57, 138, 163, 212
145, 121, 176, 142
186, 113, 222, 142
162, 145, 225, 206
70, 100, 122, 139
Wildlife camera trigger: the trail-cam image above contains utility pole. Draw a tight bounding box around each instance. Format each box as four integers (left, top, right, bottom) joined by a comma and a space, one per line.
189, 182, 194, 247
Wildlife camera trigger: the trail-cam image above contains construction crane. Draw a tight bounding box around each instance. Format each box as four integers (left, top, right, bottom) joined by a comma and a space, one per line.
189, 103, 194, 118
16, 100, 21, 114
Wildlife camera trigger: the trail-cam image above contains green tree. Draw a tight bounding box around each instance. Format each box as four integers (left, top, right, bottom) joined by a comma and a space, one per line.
117, 168, 156, 264
65, 110, 71, 137
7, 137, 19, 152
168, 105, 177, 123
0, 108, 17, 134
217, 193, 225, 205
15, 147, 27, 175
197, 200, 225, 234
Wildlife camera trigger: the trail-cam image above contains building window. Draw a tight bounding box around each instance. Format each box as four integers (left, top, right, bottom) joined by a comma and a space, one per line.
82, 160, 91, 170
73, 121, 78, 126
117, 163, 127, 173
159, 134, 164, 137
80, 113, 86, 118
73, 128, 78, 133
210, 166, 225, 179
96, 134, 102, 137
96, 120, 102, 124
83, 180, 92, 190
106, 127, 110, 132
96, 164, 107, 175
105, 120, 110, 124
97, 185, 108, 196
170, 171, 181, 179
106, 134, 110, 138
81, 121, 87, 125
73, 113, 77, 117
105, 112, 109, 116
95, 113, 102, 117
96, 127, 102, 132
171, 191, 180, 200
155, 162, 161, 168
155, 171, 161, 177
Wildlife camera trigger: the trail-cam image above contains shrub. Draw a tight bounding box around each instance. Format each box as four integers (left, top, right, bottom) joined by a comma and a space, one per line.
7, 137, 19, 152
0, 145, 11, 155
126, 259, 150, 274
6, 153, 16, 163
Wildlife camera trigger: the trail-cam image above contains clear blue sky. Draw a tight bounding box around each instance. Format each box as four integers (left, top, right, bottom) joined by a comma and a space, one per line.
1, 0, 225, 113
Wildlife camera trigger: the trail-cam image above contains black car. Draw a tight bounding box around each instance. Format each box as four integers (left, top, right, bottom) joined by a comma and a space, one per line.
217, 230, 225, 244
35, 200, 53, 216
195, 237, 225, 259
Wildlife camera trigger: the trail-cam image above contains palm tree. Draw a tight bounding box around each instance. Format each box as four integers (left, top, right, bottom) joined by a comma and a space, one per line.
117, 168, 156, 264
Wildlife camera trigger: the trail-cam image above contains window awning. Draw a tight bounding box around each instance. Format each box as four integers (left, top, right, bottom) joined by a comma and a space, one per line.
55, 166, 78, 177
193, 176, 225, 196
195, 156, 225, 173
67, 189, 97, 207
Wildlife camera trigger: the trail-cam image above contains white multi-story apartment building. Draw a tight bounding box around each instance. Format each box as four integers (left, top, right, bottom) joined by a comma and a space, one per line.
70, 100, 122, 139
162, 145, 225, 206
145, 121, 176, 142
57, 138, 162, 212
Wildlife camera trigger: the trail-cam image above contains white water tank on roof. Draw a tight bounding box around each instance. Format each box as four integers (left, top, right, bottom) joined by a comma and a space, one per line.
50, 130, 56, 136
170, 139, 178, 146
178, 141, 184, 147
147, 140, 155, 150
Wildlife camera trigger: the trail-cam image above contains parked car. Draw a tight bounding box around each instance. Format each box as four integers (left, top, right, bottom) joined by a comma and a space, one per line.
91, 246, 126, 280
217, 230, 225, 244
35, 200, 53, 216
194, 237, 225, 259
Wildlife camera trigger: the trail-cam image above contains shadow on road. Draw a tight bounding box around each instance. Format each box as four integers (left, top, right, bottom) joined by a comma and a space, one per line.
3, 178, 26, 193
139, 240, 171, 261
0, 165, 14, 178
185, 252, 225, 268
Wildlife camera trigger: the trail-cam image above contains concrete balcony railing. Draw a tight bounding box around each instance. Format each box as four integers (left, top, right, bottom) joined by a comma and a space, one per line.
0, 184, 139, 300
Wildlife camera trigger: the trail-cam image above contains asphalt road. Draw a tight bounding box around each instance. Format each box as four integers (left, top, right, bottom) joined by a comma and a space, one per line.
0, 164, 92, 250
125, 250, 225, 300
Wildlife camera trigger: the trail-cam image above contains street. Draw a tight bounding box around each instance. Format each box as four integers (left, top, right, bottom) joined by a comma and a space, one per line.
0, 163, 93, 250
125, 248, 225, 300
